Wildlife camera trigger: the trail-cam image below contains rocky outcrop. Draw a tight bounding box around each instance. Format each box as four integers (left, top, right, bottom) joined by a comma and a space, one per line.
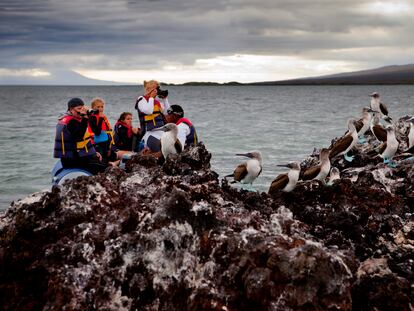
0, 118, 413, 310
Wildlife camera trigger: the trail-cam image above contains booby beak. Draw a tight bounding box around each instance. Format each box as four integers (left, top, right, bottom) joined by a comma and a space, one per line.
236, 152, 253, 158
152, 125, 168, 132
366, 107, 379, 113
276, 163, 291, 168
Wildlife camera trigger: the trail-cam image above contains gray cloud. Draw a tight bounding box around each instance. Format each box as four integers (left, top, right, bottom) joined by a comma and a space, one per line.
1, 0, 413, 76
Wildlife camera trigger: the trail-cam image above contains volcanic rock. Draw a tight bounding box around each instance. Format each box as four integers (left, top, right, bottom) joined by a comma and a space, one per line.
1, 119, 413, 311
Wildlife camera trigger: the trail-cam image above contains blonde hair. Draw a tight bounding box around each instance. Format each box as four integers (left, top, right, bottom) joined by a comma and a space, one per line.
91, 97, 105, 108
143, 80, 159, 93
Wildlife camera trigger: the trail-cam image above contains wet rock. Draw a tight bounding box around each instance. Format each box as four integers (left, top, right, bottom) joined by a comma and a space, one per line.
1, 121, 413, 310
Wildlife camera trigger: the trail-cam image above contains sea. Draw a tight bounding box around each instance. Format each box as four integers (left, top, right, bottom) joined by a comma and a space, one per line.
0, 85, 413, 210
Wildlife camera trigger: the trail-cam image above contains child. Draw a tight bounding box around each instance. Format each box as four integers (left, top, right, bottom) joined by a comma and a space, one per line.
114, 112, 141, 152
88, 98, 116, 163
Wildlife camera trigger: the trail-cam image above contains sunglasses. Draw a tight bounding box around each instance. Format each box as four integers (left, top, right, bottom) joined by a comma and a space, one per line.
167, 108, 181, 116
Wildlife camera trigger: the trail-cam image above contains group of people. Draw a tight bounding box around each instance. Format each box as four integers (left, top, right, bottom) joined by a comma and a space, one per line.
53, 80, 198, 175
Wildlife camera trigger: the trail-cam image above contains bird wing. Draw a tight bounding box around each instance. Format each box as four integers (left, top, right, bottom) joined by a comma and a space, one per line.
378, 142, 387, 154
329, 135, 353, 159
302, 165, 320, 180
354, 119, 363, 133
380, 102, 389, 116
405, 145, 414, 154
269, 173, 289, 194
233, 163, 248, 182
373, 125, 387, 142
174, 139, 183, 153
378, 142, 387, 155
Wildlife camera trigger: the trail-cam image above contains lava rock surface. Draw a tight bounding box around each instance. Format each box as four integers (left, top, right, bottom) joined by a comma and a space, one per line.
1, 128, 413, 311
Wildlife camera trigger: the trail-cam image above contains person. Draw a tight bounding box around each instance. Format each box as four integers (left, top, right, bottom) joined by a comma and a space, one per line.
114, 112, 141, 152
135, 80, 171, 152
53, 97, 107, 175
88, 98, 116, 163
165, 104, 198, 148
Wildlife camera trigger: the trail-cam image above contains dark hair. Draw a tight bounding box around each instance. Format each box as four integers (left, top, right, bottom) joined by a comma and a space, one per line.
167, 104, 184, 118
118, 112, 132, 122
67, 97, 84, 110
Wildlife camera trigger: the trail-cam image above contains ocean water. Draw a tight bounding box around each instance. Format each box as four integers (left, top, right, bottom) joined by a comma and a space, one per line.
0, 85, 413, 210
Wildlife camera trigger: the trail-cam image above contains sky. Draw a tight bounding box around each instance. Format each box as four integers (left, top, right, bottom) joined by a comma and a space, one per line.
1, 0, 414, 84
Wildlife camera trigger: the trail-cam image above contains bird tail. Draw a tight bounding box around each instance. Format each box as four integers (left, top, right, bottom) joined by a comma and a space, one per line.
224, 173, 238, 183
393, 153, 412, 160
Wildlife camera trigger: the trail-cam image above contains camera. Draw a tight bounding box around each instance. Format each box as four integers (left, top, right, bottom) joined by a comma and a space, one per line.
156, 86, 168, 98
87, 109, 100, 116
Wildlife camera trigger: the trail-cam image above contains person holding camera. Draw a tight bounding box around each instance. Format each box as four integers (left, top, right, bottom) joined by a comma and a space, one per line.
88, 98, 116, 163
134, 80, 170, 152
165, 105, 198, 148
53, 97, 107, 175
114, 112, 141, 152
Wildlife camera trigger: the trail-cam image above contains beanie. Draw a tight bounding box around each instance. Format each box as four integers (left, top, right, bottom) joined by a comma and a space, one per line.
67, 97, 85, 110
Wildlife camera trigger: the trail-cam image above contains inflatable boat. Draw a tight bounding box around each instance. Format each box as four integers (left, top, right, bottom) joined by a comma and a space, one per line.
51, 160, 92, 186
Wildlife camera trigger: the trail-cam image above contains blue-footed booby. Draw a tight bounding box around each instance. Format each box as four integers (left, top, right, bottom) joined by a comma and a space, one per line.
225, 151, 262, 187
354, 107, 377, 143
370, 113, 387, 143
301, 148, 331, 182
329, 119, 358, 162
378, 126, 399, 167
405, 118, 414, 153
394, 118, 414, 160
268, 161, 301, 194
327, 167, 340, 186
370, 92, 391, 121
154, 123, 182, 159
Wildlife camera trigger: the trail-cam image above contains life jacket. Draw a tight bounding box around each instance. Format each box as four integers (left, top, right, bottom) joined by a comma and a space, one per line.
54, 114, 96, 158
136, 96, 166, 135
87, 114, 115, 145
176, 118, 198, 147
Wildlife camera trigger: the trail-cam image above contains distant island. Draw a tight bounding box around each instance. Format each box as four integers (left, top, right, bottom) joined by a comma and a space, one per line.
164, 64, 414, 86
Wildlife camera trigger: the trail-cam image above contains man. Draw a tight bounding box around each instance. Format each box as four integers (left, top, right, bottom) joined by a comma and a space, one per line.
165, 105, 198, 148
53, 97, 107, 175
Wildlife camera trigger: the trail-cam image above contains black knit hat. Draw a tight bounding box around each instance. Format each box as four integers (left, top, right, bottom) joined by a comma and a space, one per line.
167, 104, 184, 117
67, 97, 85, 110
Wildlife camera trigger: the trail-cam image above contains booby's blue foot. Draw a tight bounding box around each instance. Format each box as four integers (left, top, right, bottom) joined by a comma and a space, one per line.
358, 136, 366, 144
383, 158, 397, 168
387, 161, 397, 168
344, 153, 354, 162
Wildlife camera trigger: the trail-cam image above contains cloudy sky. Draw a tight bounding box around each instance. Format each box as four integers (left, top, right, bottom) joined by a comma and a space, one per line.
1, 0, 413, 84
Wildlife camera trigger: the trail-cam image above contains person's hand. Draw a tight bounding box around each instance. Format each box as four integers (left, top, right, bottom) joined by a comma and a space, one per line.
132, 127, 139, 134
146, 88, 157, 98
79, 105, 90, 118
96, 152, 102, 162
141, 147, 151, 155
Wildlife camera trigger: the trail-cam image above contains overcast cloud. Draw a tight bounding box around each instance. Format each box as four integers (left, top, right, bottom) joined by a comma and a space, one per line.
1, 0, 413, 83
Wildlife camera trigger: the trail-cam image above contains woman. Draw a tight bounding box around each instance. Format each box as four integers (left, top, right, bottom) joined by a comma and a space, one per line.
114, 112, 140, 152
135, 80, 170, 152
